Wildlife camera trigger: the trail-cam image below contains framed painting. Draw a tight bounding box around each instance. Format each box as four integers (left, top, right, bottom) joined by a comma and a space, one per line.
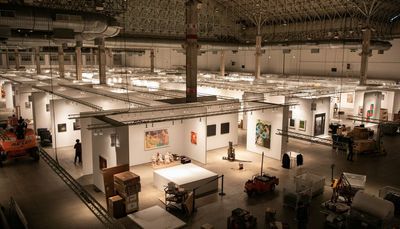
255, 120, 271, 149
144, 129, 169, 150
221, 122, 230, 134
57, 123, 67, 132
299, 120, 306, 131
190, 131, 197, 145
289, 118, 295, 129
207, 124, 216, 137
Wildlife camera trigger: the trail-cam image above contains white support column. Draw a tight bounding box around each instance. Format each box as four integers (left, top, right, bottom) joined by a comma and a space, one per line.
185, 0, 201, 103
5, 49, 10, 69
360, 28, 372, 85
96, 38, 107, 85
150, 49, 155, 73
75, 41, 83, 81
14, 48, 20, 70
58, 46, 65, 78
220, 50, 225, 76
34, 47, 41, 74
4, 82, 13, 109
255, 35, 262, 79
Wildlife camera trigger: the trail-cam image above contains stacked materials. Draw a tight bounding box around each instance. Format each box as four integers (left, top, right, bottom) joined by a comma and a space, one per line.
114, 171, 141, 214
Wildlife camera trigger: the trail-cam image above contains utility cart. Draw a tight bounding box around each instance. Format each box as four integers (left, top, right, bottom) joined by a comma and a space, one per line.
164, 182, 193, 216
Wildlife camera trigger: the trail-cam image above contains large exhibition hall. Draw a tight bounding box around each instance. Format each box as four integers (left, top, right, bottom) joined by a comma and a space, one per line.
0, 0, 400, 228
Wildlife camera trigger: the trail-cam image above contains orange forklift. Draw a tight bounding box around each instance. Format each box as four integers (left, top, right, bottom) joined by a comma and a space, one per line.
0, 116, 39, 166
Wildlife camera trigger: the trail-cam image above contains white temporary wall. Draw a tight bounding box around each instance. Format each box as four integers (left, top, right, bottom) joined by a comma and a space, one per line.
183, 118, 207, 164
311, 97, 331, 136
31, 92, 51, 131
80, 118, 93, 175
206, 113, 238, 151
123, 39, 400, 80
50, 99, 92, 148
128, 121, 186, 166
393, 91, 400, 115
363, 91, 382, 120
15, 85, 33, 120
247, 107, 283, 160
4, 83, 13, 109
289, 99, 313, 136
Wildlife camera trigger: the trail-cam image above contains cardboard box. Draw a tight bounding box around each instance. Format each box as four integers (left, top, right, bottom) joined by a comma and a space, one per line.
108, 195, 125, 218
114, 171, 140, 186
125, 200, 138, 213
354, 140, 376, 153
114, 182, 141, 196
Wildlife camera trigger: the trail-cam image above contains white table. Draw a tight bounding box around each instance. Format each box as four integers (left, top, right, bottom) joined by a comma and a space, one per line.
153, 163, 218, 197
127, 205, 186, 229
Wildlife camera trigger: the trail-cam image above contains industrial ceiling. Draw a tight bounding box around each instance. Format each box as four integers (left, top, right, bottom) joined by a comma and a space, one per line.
3, 0, 400, 44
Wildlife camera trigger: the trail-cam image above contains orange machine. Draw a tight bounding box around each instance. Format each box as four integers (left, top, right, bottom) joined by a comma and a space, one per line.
0, 118, 39, 166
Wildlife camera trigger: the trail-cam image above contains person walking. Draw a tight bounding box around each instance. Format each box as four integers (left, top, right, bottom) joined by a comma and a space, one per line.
296, 203, 309, 229
74, 139, 82, 164
347, 137, 354, 162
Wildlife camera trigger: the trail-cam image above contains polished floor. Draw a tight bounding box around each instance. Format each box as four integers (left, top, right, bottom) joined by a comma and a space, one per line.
1, 129, 399, 228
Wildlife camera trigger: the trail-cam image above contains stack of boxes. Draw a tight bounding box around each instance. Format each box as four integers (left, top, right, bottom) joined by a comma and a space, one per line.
113, 171, 141, 214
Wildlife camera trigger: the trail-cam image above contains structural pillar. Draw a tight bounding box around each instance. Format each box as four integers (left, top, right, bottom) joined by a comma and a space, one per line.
34, 47, 41, 74
220, 50, 225, 76
255, 35, 262, 79
360, 27, 371, 85
14, 48, 20, 70
281, 97, 290, 154
5, 48, 9, 69
58, 45, 65, 78
75, 41, 83, 81
96, 38, 107, 85
150, 49, 155, 73
185, 0, 201, 103
107, 48, 113, 67
4, 82, 13, 109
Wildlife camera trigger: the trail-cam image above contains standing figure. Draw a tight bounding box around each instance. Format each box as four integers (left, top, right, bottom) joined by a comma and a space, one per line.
74, 139, 82, 164
347, 137, 354, 162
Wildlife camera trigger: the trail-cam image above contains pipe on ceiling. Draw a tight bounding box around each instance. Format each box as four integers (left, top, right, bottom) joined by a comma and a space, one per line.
0, 4, 120, 41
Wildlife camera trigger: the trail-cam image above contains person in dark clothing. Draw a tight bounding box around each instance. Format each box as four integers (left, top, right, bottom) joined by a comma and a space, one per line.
74, 139, 82, 164
347, 137, 354, 161
296, 203, 309, 229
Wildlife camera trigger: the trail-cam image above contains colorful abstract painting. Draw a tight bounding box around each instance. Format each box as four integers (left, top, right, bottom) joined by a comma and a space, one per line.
145, 129, 169, 150
191, 131, 197, 145
255, 120, 271, 149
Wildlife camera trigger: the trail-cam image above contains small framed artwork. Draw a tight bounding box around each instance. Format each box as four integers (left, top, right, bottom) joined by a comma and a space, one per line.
298, 120, 306, 131
46, 104, 50, 112
346, 93, 354, 103
73, 119, 81, 130
57, 123, 67, 132
207, 124, 216, 137
221, 122, 230, 134
289, 118, 295, 129
190, 131, 197, 145
25, 101, 31, 109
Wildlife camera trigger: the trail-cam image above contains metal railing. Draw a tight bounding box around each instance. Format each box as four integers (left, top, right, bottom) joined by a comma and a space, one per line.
39, 148, 124, 229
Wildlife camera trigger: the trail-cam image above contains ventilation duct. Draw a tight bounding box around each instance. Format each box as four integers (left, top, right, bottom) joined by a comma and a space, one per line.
0, 4, 120, 41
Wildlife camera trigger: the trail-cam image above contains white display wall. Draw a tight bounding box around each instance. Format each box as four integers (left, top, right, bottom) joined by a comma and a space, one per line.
206, 113, 238, 151
14, 85, 33, 120
393, 91, 400, 115
353, 91, 365, 116
31, 91, 51, 131
80, 118, 93, 176
128, 116, 208, 166
92, 120, 129, 193
363, 91, 382, 120
246, 107, 283, 160
50, 99, 92, 148
122, 39, 400, 80
380, 91, 395, 115
290, 97, 330, 137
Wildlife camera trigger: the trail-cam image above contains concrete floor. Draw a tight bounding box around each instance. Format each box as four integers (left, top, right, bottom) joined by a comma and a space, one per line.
1, 128, 399, 228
